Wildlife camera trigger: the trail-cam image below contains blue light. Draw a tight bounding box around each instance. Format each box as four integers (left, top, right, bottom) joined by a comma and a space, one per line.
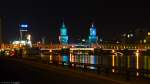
90, 28, 96, 36
63, 55, 69, 62
59, 22, 68, 44
20, 24, 28, 31
60, 28, 67, 35
59, 36, 68, 44
89, 23, 97, 43
20, 24, 28, 28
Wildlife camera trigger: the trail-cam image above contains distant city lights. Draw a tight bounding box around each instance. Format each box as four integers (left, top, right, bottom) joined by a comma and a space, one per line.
12, 40, 26, 45
12, 40, 32, 47
82, 39, 86, 42
148, 32, 150, 36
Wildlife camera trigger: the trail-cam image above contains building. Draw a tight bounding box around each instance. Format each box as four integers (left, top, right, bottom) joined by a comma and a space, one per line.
59, 22, 68, 45
121, 33, 135, 43
144, 32, 150, 43
19, 24, 29, 41
88, 23, 98, 43
12, 23, 32, 47
135, 28, 148, 43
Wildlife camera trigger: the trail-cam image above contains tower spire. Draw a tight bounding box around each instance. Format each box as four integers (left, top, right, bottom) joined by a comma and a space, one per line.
62, 18, 66, 28
62, 21, 66, 28
91, 21, 95, 28
91, 23, 94, 28
59, 19, 68, 44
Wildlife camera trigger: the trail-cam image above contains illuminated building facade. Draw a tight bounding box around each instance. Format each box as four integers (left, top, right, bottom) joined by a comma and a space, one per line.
88, 23, 98, 43
59, 22, 68, 44
12, 24, 32, 47
19, 24, 28, 41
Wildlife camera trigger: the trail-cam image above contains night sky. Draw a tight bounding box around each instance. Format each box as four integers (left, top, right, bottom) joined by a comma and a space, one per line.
1, 0, 150, 43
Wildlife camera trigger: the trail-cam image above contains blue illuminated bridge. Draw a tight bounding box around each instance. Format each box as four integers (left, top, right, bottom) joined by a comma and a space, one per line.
54, 21, 150, 51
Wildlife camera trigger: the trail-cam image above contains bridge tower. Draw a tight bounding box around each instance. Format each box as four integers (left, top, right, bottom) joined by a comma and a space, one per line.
59, 22, 68, 45
88, 23, 98, 44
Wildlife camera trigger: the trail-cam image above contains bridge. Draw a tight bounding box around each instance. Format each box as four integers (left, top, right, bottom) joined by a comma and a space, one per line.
1, 43, 150, 52
48, 43, 150, 51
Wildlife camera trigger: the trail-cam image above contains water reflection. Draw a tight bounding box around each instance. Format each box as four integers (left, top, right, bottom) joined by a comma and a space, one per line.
70, 55, 97, 64
48, 49, 150, 78
144, 56, 150, 78
112, 54, 115, 72
49, 54, 52, 63
62, 55, 69, 65
136, 50, 139, 76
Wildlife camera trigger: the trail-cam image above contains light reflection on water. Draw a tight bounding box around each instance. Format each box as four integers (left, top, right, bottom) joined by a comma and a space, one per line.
136, 50, 139, 76
69, 55, 97, 64
49, 49, 150, 77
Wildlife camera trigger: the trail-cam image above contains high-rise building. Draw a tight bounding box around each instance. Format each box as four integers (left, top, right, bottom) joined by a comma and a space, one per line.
19, 24, 28, 41
59, 22, 68, 44
88, 23, 98, 43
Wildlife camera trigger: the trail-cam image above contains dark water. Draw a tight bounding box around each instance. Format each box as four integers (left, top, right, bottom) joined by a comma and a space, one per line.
48, 49, 150, 78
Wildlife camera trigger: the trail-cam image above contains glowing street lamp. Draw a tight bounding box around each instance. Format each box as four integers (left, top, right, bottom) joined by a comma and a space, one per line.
148, 32, 150, 36
27, 34, 31, 41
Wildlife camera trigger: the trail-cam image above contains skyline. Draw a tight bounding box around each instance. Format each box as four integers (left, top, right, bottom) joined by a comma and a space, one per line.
1, 1, 150, 84
1, 1, 150, 43
1, 12, 150, 43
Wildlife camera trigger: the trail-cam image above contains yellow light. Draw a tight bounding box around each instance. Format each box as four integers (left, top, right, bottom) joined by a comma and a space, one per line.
127, 34, 130, 38
27, 34, 31, 41
49, 49, 52, 52
70, 48, 94, 51
112, 49, 115, 72
136, 50, 139, 76
136, 50, 139, 69
49, 54, 52, 63
112, 53, 115, 72
63, 46, 66, 48
112, 49, 115, 53
70, 53, 72, 62
144, 39, 146, 43
148, 32, 150, 36
112, 69, 115, 72
137, 72, 139, 76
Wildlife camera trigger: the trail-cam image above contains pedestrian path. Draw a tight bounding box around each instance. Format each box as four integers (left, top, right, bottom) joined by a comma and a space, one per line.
1, 56, 150, 84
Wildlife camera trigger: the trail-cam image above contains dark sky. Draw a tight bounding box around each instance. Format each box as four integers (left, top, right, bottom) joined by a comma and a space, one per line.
1, 0, 150, 43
